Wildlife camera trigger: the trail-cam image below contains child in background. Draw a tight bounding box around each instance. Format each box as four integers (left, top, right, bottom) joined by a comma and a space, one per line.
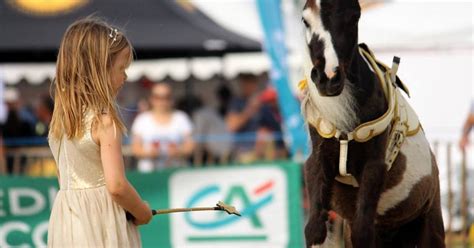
47, 17, 152, 247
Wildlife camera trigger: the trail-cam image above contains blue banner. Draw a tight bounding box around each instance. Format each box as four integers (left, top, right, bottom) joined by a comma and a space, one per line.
256, 0, 308, 157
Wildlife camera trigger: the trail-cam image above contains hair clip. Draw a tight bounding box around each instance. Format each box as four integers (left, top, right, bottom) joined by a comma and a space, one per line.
109, 28, 118, 43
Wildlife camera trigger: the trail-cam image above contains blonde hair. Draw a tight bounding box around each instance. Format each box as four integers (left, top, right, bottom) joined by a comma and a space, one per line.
50, 16, 132, 140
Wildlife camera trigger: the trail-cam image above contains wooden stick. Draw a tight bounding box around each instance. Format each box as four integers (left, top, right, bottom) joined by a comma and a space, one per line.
153, 207, 219, 215
126, 201, 240, 220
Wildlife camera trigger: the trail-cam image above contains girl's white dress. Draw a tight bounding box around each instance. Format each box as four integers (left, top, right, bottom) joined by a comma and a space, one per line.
47, 112, 141, 247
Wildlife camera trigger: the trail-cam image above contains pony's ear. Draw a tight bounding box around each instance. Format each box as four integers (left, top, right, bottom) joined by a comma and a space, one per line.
344, 6, 361, 24
354, 0, 361, 8
339, 0, 360, 24
348, 0, 361, 9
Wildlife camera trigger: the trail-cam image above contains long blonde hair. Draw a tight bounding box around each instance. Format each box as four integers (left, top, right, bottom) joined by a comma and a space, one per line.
50, 17, 132, 140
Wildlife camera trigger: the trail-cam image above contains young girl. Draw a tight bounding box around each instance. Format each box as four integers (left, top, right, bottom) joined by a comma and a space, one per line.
47, 17, 152, 247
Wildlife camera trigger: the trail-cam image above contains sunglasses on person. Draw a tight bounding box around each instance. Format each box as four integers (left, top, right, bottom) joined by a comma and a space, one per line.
151, 94, 172, 101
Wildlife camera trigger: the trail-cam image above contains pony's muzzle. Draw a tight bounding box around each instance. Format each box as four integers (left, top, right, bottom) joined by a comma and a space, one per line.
311, 66, 345, 96
325, 67, 337, 79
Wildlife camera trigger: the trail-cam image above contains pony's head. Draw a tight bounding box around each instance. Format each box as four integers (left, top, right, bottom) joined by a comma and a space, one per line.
302, 0, 361, 97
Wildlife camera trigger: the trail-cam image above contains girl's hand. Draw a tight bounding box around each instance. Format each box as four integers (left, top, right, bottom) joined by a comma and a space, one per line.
98, 114, 154, 226
152, 141, 161, 157
167, 143, 181, 158
151, 147, 160, 158
133, 202, 153, 226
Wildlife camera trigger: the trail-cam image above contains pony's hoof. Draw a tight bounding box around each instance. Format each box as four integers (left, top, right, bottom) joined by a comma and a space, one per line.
304, 219, 327, 247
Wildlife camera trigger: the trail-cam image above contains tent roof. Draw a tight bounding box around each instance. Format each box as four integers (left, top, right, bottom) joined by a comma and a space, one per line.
0, 53, 276, 85
0, 0, 261, 62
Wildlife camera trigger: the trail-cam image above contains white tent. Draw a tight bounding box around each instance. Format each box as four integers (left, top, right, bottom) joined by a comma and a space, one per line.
0, 54, 271, 85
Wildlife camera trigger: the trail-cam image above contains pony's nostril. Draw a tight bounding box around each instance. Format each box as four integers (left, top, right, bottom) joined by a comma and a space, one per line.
333, 69, 342, 82
311, 67, 320, 83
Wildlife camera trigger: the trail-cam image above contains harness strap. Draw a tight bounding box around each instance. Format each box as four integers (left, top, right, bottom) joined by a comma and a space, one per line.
301, 44, 420, 188
338, 140, 350, 176
334, 49, 403, 188
334, 131, 359, 186
391, 56, 401, 85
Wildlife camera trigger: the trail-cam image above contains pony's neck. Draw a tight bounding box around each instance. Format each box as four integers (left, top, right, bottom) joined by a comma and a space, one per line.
348, 46, 389, 124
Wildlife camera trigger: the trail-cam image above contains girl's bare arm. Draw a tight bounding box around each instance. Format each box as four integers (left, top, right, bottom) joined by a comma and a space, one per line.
96, 115, 152, 225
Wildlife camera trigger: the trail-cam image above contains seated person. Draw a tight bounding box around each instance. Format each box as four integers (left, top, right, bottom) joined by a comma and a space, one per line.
226, 74, 285, 163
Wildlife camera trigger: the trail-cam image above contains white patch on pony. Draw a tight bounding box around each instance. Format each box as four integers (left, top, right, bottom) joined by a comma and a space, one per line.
376, 131, 433, 215
305, 27, 313, 44
302, 7, 339, 78
302, 8, 314, 44
309, 79, 358, 132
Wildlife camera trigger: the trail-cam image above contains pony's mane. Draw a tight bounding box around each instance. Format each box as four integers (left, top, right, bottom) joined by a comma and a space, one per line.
301, 78, 359, 133
300, 40, 359, 133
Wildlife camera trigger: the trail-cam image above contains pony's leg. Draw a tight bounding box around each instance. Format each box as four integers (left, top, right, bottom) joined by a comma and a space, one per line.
375, 220, 420, 248
343, 220, 353, 248
312, 224, 339, 248
313, 215, 344, 248
351, 159, 387, 248
304, 154, 336, 247
417, 189, 445, 248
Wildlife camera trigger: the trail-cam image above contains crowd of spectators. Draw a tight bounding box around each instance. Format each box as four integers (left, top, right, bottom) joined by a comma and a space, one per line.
1, 88, 54, 174
0, 74, 288, 175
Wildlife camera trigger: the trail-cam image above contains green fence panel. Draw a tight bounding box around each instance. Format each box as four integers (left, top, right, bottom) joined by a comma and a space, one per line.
0, 161, 303, 248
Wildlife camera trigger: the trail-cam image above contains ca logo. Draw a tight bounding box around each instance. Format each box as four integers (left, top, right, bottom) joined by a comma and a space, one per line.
184, 181, 275, 229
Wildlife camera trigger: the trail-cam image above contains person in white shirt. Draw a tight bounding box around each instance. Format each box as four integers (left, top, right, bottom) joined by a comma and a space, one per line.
131, 82, 194, 172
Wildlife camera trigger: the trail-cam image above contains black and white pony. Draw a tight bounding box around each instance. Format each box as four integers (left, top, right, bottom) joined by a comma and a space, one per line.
299, 0, 445, 247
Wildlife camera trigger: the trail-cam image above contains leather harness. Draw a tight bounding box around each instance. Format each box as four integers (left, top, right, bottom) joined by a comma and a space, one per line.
300, 44, 422, 187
